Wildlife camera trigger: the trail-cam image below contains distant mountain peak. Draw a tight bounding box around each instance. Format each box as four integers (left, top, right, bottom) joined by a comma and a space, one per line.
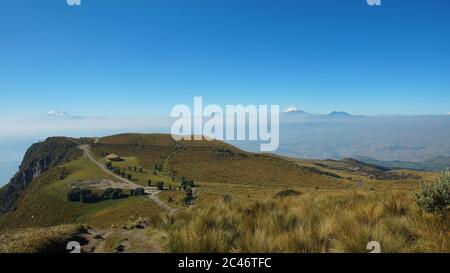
47, 110, 69, 117
283, 106, 309, 114
283, 106, 299, 113
328, 111, 352, 117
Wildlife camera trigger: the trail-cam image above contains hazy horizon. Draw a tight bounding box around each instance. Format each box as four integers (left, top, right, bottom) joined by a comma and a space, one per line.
2, 113, 450, 186
1, 1, 450, 118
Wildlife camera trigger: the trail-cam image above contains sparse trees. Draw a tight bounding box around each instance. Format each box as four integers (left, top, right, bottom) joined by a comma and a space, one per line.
130, 187, 145, 196
68, 187, 126, 203
67, 188, 99, 203
102, 188, 123, 200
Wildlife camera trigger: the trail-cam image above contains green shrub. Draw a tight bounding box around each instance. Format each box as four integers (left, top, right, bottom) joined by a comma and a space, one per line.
186, 180, 195, 188
416, 171, 450, 213
223, 194, 232, 204
184, 188, 196, 206
156, 181, 164, 191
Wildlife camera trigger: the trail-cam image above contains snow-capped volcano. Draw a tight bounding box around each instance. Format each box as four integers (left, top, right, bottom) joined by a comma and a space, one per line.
47, 110, 70, 117
283, 106, 301, 113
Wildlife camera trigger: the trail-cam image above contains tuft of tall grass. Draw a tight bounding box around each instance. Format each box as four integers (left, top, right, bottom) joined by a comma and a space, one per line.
0, 224, 81, 253
155, 190, 450, 253
382, 191, 410, 216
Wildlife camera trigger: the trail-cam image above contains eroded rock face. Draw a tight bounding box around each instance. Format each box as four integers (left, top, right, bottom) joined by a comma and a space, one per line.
0, 137, 82, 214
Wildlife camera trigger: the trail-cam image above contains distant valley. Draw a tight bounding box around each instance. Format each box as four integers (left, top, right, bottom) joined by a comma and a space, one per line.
233, 114, 450, 169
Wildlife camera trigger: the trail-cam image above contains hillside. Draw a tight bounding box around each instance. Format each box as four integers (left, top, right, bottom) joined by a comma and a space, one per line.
0, 133, 445, 253
0, 137, 82, 214
91, 133, 348, 188
0, 133, 344, 229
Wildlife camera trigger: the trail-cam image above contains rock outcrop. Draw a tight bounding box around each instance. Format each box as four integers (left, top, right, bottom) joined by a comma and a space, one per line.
0, 137, 82, 214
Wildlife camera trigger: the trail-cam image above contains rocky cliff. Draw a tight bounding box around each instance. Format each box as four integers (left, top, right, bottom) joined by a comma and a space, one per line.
0, 137, 82, 214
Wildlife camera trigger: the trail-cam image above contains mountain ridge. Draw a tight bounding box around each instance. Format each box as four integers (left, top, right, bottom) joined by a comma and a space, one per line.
0, 137, 82, 214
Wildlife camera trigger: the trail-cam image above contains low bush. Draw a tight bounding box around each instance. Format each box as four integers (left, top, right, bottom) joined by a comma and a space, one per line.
416, 171, 450, 213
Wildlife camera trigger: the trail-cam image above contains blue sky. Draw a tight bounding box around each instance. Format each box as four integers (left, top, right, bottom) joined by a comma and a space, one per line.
0, 0, 449, 117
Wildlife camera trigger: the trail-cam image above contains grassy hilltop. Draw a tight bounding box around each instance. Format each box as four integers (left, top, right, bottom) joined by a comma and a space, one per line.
0, 133, 448, 253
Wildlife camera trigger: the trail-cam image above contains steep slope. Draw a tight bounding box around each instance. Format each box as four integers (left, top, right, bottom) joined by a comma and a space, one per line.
0, 154, 162, 230
0, 137, 82, 214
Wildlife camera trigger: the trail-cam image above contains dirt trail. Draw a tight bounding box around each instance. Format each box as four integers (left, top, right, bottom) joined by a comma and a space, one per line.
162, 140, 184, 172
74, 225, 162, 253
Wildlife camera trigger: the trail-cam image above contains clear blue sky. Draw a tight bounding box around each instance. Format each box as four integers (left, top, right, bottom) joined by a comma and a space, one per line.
0, 0, 449, 117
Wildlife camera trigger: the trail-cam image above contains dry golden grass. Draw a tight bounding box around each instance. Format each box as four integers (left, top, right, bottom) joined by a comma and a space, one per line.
0, 224, 81, 253
158, 190, 449, 253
